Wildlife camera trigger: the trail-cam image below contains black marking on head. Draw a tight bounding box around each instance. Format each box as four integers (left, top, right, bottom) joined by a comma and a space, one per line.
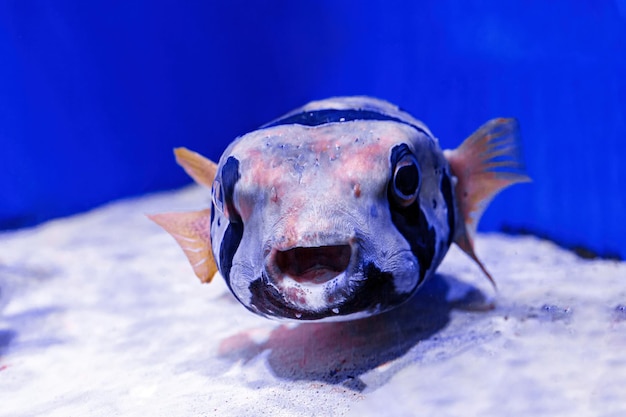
218, 157, 244, 286
348, 262, 409, 311
247, 264, 409, 320
264, 109, 432, 138
441, 170, 456, 246
388, 145, 436, 284
209, 201, 217, 251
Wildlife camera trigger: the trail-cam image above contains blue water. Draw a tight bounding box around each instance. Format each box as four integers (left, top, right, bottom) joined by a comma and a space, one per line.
1, 1, 624, 258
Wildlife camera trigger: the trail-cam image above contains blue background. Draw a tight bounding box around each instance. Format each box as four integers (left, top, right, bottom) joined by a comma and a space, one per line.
1, 1, 624, 258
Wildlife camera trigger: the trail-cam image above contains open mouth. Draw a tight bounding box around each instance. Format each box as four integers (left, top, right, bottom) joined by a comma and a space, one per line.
273, 244, 352, 285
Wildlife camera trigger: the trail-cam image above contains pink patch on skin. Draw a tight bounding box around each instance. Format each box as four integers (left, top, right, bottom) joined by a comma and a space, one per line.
236, 197, 254, 222
227, 121, 420, 252
246, 154, 289, 190
283, 286, 308, 306
310, 138, 332, 154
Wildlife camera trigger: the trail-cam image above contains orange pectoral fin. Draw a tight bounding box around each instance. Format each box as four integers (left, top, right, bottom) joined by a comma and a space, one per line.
148, 209, 217, 283
174, 147, 218, 189
444, 118, 531, 287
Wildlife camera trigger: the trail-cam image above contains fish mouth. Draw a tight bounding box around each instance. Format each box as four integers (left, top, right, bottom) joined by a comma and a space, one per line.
251, 241, 418, 321
264, 242, 357, 312
273, 245, 352, 285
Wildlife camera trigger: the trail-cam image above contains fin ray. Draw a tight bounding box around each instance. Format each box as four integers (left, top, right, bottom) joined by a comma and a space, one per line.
444, 118, 530, 287
174, 147, 218, 188
148, 209, 217, 283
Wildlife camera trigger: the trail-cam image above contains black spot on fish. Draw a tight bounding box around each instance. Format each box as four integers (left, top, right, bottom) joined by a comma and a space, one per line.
263, 109, 432, 139
248, 274, 292, 318
388, 145, 436, 284
209, 201, 217, 249
346, 262, 408, 311
219, 157, 244, 287
441, 170, 455, 246
220, 223, 243, 290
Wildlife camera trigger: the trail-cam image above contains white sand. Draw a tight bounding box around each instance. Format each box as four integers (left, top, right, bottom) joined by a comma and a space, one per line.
1, 186, 624, 416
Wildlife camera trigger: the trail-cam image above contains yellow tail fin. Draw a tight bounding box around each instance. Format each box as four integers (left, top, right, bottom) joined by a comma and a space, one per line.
148, 147, 219, 283
443, 118, 531, 287
174, 147, 218, 189
148, 210, 217, 283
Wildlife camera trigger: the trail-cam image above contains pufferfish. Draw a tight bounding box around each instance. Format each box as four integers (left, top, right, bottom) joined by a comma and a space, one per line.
149, 96, 529, 322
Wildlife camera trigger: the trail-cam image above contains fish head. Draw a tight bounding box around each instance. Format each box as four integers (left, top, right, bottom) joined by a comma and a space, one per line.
210, 115, 452, 321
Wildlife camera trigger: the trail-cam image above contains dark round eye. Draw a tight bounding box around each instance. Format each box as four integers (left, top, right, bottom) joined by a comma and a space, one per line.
212, 179, 224, 213
392, 154, 420, 207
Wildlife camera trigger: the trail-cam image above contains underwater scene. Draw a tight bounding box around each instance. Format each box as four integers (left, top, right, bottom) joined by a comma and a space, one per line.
1, 2, 625, 416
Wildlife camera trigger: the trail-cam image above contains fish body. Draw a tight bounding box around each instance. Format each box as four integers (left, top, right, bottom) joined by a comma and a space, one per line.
150, 96, 529, 322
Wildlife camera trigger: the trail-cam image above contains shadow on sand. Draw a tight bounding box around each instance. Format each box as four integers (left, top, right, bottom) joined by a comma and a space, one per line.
218, 274, 491, 391
0, 329, 17, 358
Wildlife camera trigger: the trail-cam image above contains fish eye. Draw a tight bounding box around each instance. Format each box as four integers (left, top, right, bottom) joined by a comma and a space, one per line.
392, 154, 420, 207
212, 179, 224, 213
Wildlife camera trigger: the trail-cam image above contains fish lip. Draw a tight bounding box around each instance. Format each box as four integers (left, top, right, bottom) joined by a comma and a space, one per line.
263, 237, 361, 311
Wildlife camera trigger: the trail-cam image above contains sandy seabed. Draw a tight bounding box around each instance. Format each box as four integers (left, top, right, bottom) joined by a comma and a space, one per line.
0, 186, 624, 417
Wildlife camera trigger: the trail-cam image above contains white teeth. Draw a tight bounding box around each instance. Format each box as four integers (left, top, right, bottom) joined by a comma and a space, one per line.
295, 313, 302, 318
332, 308, 339, 314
